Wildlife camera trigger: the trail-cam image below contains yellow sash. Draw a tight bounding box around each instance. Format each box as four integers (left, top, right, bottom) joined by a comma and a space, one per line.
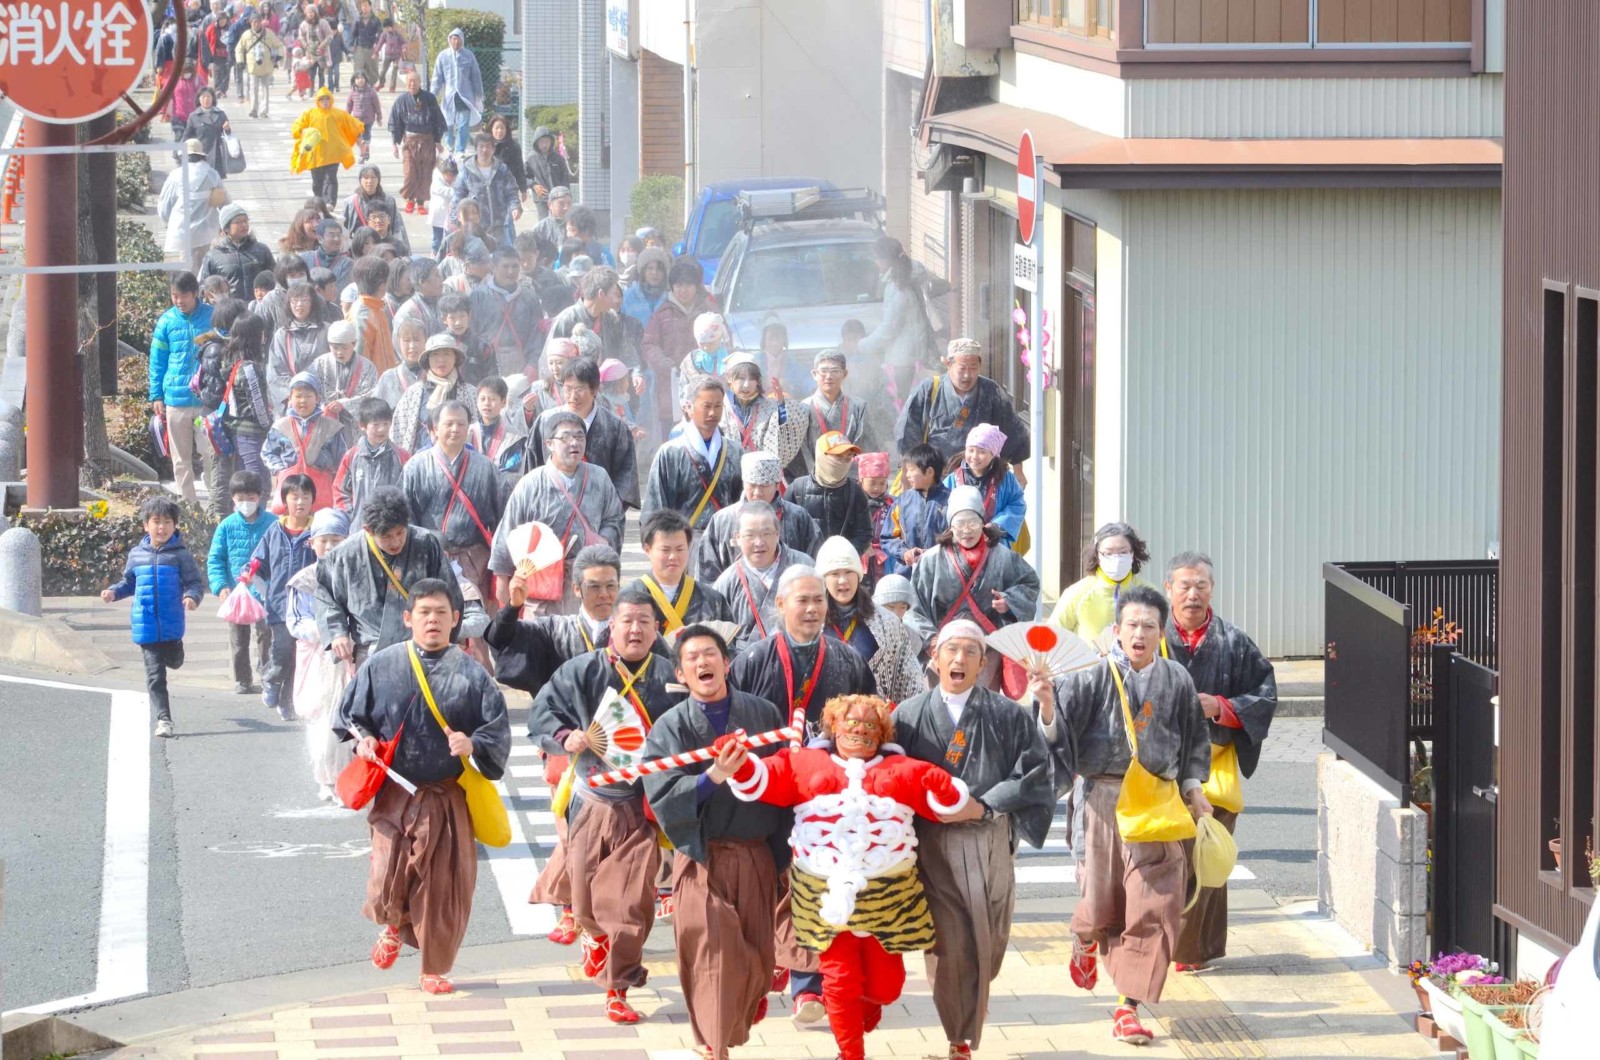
1110, 663, 1196, 844
407, 643, 511, 847
689, 444, 727, 525
366, 532, 409, 600
1158, 638, 1245, 812
641, 575, 696, 633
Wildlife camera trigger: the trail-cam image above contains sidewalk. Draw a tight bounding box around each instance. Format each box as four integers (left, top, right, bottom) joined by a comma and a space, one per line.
84, 888, 1433, 1060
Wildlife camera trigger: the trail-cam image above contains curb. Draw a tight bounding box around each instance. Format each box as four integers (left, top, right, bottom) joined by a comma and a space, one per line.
0, 606, 114, 674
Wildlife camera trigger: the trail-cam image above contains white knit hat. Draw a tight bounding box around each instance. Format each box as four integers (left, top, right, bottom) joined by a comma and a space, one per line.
872, 574, 913, 608
947, 485, 986, 521
814, 536, 863, 577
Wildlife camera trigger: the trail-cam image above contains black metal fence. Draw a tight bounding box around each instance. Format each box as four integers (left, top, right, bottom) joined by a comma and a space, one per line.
1431, 647, 1499, 960
1323, 563, 1415, 803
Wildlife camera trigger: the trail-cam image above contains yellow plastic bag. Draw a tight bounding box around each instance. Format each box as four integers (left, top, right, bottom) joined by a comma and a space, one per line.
1111, 665, 1196, 844
550, 759, 577, 819
1193, 813, 1238, 890
408, 644, 512, 848
1203, 741, 1245, 814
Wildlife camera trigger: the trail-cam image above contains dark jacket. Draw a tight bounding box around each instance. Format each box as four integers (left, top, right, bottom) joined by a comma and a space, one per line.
387, 88, 446, 144
110, 532, 205, 645
453, 157, 520, 228
493, 136, 528, 195
523, 125, 572, 199
249, 518, 317, 624
786, 475, 873, 554
198, 232, 276, 301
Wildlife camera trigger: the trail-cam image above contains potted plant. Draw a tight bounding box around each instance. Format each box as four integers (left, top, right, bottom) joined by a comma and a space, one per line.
1549, 819, 1562, 869
1587, 834, 1600, 888
1419, 951, 1500, 1045
1486, 1005, 1534, 1060
1460, 979, 1538, 1059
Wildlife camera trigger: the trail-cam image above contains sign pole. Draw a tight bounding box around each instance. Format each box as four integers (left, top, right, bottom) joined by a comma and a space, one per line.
1027, 154, 1045, 609
22, 120, 80, 511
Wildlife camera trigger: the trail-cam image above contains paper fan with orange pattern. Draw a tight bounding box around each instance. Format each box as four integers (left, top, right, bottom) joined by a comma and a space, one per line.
984, 623, 1100, 678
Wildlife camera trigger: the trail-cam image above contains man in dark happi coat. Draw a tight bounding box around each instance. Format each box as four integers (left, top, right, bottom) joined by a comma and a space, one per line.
693, 450, 821, 584
728, 564, 877, 1024
644, 377, 744, 531
316, 487, 465, 666
894, 338, 1031, 470
388, 71, 446, 209
641, 626, 790, 1060
524, 357, 640, 507
711, 501, 814, 656
490, 410, 624, 615
797, 348, 886, 475
903, 486, 1040, 694
468, 247, 545, 377
335, 579, 510, 995
528, 590, 678, 1024
787, 431, 874, 555
401, 400, 504, 605
484, 545, 626, 694
632, 509, 732, 634
892, 620, 1056, 1057
1048, 585, 1212, 1046
1161, 552, 1276, 971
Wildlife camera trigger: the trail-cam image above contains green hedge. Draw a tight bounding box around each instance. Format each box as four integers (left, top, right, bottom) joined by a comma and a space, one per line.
629, 174, 684, 242
109, 356, 170, 477
116, 219, 168, 356
425, 9, 505, 104
524, 103, 579, 172
16, 483, 215, 595
116, 151, 151, 212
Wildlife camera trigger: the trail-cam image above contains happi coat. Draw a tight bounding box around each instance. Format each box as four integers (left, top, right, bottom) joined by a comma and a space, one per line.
468, 281, 544, 378
730, 632, 877, 739
882, 483, 950, 572
315, 526, 462, 652
401, 446, 504, 554
468, 416, 525, 487
525, 404, 641, 509
334, 437, 409, 531
893, 684, 1056, 1046
644, 431, 745, 532
628, 575, 733, 635
712, 546, 815, 657
390, 375, 479, 453
692, 497, 822, 586
797, 391, 885, 475
903, 535, 1041, 652
334, 641, 510, 975
720, 394, 808, 471
894, 375, 1031, 467
308, 351, 380, 426
484, 608, 622, 696
488, 463, 625, 577
269, 319, 331, 411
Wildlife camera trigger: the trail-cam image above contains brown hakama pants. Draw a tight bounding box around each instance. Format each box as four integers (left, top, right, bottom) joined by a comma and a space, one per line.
1071, 775, 1187, 1004
567, 794, 661, 989
400, 132, 437, 204
1174, 806, 1240, 965
528, 839, 572, 906
673, 840, 778, 1059
917, 815, 1014, 1047
364, 779, 477, 976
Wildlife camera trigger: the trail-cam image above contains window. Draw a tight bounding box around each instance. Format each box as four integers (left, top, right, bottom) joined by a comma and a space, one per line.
1572, 292, 1598, 890
696, 200, 742, 262
727, 242, 882, 314
1540, 285, 1565, 874
1017, 0, 1116, 41
1143, 0, 1470, 47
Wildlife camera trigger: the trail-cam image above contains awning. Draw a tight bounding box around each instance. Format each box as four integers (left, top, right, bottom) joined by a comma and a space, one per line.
924, 101, 1502, 189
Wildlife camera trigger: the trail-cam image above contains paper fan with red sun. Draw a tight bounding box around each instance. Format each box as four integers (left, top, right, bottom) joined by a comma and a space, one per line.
586, 689, 652, 770
985, 623, 1100, 678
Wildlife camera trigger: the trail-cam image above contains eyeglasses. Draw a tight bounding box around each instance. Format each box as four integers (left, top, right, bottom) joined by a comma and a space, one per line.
949, 516, 984, 530
738, 529, 778, 542
1098, 546, 1133, 558
561, 385, 593, 398
814, 367, 844, 378
550, 432, 586, 443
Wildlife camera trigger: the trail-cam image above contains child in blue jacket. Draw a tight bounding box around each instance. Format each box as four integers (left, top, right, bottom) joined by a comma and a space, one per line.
249, 471, 320, 719
206, 470, 278, 695
102, 495, 205, 738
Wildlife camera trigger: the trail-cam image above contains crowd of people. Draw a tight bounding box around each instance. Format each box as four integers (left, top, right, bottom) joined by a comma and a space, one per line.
112, 7, 1284, 1056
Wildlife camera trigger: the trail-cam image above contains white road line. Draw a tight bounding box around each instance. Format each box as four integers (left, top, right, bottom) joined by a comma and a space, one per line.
7, 688, 151, 1015
485, 778, 555, 937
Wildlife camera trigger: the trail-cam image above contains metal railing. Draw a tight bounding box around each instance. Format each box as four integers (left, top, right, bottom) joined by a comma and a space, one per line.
1323, 562, 1415, 803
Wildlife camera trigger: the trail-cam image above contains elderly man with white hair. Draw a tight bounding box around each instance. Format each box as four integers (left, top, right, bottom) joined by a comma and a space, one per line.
891, 620, 1057, 1060
693, 450, 822, 583
893, 338, 1032, 476
711, 500, 812, 656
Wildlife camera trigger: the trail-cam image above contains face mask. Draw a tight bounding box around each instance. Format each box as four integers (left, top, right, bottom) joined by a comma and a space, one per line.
620, 252, 637, 267
236, 500, 260, 517
1099, 552, 1134, 582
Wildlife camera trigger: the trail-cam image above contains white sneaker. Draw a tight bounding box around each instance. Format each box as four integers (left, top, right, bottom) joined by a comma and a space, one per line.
318, 784, 336, 803
154, 719, 175, 738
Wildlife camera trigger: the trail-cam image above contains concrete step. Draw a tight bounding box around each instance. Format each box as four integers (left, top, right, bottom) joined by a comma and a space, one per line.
1278, 695, 1323, 718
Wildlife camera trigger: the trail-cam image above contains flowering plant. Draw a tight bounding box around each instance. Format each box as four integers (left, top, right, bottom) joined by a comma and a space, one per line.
1419, 951, 1502, 988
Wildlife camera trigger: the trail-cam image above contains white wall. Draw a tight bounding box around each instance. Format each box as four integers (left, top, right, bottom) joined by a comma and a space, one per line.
1119, 187, 1502, 656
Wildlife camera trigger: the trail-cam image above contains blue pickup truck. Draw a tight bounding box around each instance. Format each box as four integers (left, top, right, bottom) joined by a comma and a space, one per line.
674, 177, 837, 285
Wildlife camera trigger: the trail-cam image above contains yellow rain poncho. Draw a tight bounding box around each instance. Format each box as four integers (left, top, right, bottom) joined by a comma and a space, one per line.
289, 89, 366, 175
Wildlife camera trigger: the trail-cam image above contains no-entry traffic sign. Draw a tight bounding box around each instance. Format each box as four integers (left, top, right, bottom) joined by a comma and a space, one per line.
1017, 129, 1037, 245
0, 0, 152, 123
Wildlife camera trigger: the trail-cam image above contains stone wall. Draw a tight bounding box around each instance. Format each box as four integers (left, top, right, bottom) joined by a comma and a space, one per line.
1316, 753, 1429, 970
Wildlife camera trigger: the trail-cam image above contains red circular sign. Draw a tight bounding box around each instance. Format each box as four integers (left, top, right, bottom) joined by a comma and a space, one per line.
0, 0, 153, 123
1017, 129, 1037, 245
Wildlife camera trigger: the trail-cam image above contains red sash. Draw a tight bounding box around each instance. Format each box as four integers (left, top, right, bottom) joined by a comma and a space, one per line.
775, 634, 827, 747
734, 562, 771, 640
272, 414, 334, 514
811, 395, 848, 436
434, 448, 494, 548
549, 465, 609, 548
958, 466, 1001, 519
943, 543, 1026, 699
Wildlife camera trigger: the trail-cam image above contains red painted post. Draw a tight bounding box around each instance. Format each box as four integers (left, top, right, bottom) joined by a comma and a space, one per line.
23, 119, 81, 510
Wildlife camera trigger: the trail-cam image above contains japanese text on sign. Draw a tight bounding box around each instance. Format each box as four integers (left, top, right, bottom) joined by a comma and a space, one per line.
1013, 243, 1037, 294
0, 1, 140, 66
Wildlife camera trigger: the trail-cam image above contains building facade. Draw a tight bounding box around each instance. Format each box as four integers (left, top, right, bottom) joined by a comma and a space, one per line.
916, 0, 1504, 655
1497, 0, 1599, 971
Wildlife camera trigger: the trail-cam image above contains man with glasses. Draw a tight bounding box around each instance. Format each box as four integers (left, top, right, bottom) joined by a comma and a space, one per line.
712, 501, 814, 656
894, 338, 1031, 482
693, 451, 822, 584
1160, 552, 1277, 975
525, 357, 640, 507
490, 411, 624, 616
799, 349, 885, 475
1043, 584, 1213, 1047
891, 620, 1056, 1060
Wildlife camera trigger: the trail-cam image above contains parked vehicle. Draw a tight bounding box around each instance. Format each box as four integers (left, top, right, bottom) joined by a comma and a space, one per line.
1542, 895, 1599, 1056
674, 177, 837, 284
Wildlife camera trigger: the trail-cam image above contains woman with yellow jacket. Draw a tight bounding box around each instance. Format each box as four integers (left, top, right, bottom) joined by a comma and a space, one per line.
291, 88, 366, 209
1047, 520, 1154, 647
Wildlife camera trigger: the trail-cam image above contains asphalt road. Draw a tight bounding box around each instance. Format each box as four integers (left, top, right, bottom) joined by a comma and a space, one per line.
0, 659, 1322, 1015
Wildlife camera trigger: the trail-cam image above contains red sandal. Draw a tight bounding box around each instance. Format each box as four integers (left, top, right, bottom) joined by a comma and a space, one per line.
1111, 1005, 1154, 1045
548, 906, 579, 945
580, 931, 611, 979
370, 926, 400, 970
420, 973, 454, 995
1071, 936, 1100, 991
605, 989, 641, 1024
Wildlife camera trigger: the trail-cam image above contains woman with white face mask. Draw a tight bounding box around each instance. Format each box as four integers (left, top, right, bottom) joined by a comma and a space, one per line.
1046, 521, 1154, 650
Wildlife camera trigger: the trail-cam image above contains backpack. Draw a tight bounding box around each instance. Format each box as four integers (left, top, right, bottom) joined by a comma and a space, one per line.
252, 37, 267, 66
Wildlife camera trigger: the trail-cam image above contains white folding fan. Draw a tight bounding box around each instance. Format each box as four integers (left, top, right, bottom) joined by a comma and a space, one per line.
585, 688, 652, 770
985, 623, 1100, 678
506, 519, 566, 572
